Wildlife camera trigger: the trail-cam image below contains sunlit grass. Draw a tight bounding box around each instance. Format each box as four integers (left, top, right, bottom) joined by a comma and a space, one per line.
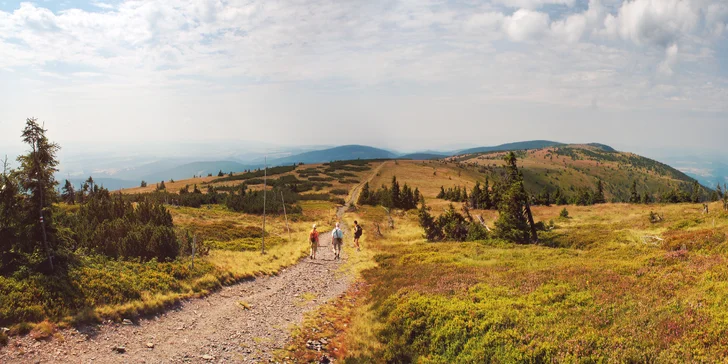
286, 200, 728, 362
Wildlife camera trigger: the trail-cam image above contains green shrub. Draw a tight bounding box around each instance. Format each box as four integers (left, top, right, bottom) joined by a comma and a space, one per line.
330, 188, 349, 196
560, 208, 569, 218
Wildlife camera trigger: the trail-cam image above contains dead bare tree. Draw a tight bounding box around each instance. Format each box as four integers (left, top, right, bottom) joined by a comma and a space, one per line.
476, 215, 492, 232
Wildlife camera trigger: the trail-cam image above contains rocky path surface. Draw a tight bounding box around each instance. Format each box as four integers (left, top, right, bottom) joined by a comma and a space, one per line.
0, 169, 381, 364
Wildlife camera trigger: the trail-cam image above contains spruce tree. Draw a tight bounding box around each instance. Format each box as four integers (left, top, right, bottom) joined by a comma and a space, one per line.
482, 178, 492, 209
594, 179, 606, 204
418, 199, 443, 242
16, 118, 60, 269
691, 180, 702, 203
629, 181, 640, 203
0, 158, 21, 261
390, 176, 401, 208
470, 182, 482, 209
358, 182, 371, 206
494, 152, 537, 244
61, 179, 75, 204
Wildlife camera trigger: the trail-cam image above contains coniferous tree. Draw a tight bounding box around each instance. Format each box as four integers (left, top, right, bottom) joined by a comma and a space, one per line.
642, 192, 653, 204
358, 182, 371, 206
218, 170, 224, 177
437, 186, 446, 199
390, 176, 401, 208
594, 179, 606, 204
470, 182, 482, 209
629, 181, 640, 203
438, 204, 468, 242
0, 158, 21, 263
16, 118, 60, 269
494, 152, 537, 244
553, 187, 567, 205
418, 199, 443, 242
140, 180, 147, 188
158, 180, 166, 191
691, 180, 702, 203
61, 179, 76, 204
482, 178, 492, 209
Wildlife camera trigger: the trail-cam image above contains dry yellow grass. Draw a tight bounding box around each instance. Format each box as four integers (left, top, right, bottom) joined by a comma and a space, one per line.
120, 175, 218, 194
368, 160, 482, 211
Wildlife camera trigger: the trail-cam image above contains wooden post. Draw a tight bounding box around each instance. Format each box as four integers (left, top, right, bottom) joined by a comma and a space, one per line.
281, 191, 291, 242
191, 235, 196, 270
262, 157, 267, 254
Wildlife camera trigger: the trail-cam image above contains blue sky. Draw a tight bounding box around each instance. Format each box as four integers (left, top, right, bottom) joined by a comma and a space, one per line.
0, 0, 727, 154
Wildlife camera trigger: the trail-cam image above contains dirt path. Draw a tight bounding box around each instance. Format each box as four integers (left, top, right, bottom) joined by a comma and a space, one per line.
0, 164, 383, 363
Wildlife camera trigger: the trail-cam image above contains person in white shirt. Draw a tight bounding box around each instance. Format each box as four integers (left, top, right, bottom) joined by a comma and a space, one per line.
331, 223, 344, 260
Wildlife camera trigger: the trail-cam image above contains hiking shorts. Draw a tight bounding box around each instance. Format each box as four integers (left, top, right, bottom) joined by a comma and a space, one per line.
333, 238, 343, 249
310, 240, 318, 253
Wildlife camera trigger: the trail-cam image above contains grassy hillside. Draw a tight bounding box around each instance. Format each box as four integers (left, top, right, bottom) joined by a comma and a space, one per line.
456, 140, 564, 155
365, 145, 704, 211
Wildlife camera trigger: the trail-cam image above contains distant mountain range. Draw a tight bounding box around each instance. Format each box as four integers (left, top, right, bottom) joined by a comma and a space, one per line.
51, 139, 720, 192
269, 145, 398, 165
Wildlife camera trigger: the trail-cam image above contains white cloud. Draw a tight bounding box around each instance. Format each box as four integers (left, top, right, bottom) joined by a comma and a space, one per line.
604, 0, 699, 46
503, 9, 550, 41
657, 43, 679, 76
493, 0, 576, 9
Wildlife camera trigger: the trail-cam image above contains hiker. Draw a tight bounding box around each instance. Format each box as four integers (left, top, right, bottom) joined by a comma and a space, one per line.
309, 224, 320, 260
331, 222, 344, 260
353, 220, 363, 251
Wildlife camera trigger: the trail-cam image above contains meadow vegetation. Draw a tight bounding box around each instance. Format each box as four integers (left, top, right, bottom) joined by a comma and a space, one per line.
285, 153, 728, 362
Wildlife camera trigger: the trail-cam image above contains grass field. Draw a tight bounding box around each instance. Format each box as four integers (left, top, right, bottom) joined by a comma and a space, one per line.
284, 201, 728, 362
0, 200, 342, 337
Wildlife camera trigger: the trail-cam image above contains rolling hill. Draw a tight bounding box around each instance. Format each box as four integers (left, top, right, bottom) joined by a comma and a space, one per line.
366, 144, 707, 206
270, 145, 397, 165
399, 153, 448, 160
452, 144, 705, 201
140, 161, 250, 183
455, 140, 565, 155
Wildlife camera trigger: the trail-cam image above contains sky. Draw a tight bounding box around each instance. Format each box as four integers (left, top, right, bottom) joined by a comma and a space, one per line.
1, 0, 727, 155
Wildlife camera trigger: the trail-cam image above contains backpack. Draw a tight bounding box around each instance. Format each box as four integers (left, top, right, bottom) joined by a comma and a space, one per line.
309, 231, 317, 242
333, 228, 343, 239
355, 225, 362, 236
